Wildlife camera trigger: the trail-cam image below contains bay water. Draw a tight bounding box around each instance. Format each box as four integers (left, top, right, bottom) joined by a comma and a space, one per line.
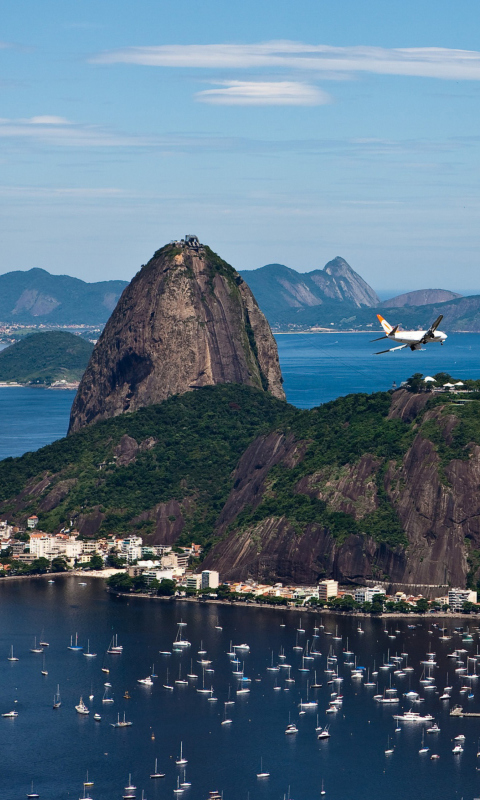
0, 576, 477, 800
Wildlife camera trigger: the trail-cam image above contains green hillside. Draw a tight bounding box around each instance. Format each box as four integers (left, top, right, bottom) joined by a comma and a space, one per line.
0, 331, 93, 384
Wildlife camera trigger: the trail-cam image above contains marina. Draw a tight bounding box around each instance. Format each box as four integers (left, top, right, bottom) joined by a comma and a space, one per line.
1, 578, 480, 798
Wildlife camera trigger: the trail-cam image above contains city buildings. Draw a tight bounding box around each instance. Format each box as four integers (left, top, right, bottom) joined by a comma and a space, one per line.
318, 580, 339, 601
448, 588, 478, 611
353, 585, 386, 604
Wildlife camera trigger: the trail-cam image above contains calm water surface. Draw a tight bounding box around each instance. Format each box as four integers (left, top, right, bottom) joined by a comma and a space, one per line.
0, 577, 478, 800
1, 333, 480, 459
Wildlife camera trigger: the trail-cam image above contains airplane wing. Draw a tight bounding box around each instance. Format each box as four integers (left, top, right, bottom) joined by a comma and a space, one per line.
424, 314, 443, 339
375, 344, 409, 355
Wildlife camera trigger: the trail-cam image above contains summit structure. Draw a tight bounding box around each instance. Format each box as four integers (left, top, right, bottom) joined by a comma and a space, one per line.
68, 237, 285, 433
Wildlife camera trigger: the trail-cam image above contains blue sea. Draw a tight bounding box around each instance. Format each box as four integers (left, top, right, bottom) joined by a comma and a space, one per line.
0, 577, 478, 800
0, 333, 479, 460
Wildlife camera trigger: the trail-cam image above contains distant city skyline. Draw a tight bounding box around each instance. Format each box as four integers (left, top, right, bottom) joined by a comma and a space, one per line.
1, 0, 479, 292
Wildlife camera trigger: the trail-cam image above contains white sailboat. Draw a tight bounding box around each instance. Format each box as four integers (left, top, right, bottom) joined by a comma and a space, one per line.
53, 685, 61, 709
83, 640, 97, 658
256, 758, 270, 778
7, 645, 19, 662
150, 758, 165, 779
175, 742, 187, 766
75, 697, 89, 715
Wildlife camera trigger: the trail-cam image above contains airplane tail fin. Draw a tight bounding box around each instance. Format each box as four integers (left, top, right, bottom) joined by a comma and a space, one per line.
377, 314, 393, 334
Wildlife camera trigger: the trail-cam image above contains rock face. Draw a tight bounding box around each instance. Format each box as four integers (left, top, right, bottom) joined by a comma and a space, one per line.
68, 240, 284, 432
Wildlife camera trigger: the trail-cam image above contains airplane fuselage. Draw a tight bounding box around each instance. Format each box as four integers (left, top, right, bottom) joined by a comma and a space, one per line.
387, 330, 447, 346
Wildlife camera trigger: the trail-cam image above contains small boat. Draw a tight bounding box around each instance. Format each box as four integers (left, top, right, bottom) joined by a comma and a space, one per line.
68, 633, 83, 651
124, 690, 131, 700
53, 685, 61, 709
107, 634, 123, 654
163, 668, 173, 690
385, 736, 394, 755
26, 781, 39, 798
30, 637, 43, 654
419, 731, 429, 754
8, 645, 19, 662
94, 713, 101, 721
102, 687, 114, 703
41, 655, 48, 676
285, 723, 298, 735
221, 704, 232, 725
256, 757, 270, 778
124, 775, 136, 791
173, 777, 184, 794
83, 771, 94, 787
320, 779, 326, 796
75, 697, 89, 715
452, 744, 464, 754
175, 742, 187, 766
137, 676, 154, 686
83, 640, 97, 658
318, 726, 330, 739
2, 710, 18, 718
150, 758, 165, 779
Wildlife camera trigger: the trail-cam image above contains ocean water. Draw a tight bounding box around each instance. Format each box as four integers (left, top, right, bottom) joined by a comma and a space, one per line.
0, 577, 478, 800
0, 333, 479, 460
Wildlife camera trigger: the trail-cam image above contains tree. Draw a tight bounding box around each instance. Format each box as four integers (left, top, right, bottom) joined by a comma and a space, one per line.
88, 554, 104, 570
157, 578, 176, 596
406, 373, 424, 393
462, 601, 476, 614
51, 557, 68, 572
132, 574, 148, 593
415, 598, 429, 613
371, 594, 385, 614
106, 553, 126, 568
31, 557, 50, 574
107, 572, 133, 592
216, 583, 231, 599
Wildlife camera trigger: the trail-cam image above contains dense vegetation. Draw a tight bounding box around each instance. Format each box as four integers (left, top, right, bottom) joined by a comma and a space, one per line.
1, 382, 480, 559
0, 331, 93, 384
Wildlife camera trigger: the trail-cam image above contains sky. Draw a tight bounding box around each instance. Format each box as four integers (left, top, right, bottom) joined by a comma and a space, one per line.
1, 0, 480, 294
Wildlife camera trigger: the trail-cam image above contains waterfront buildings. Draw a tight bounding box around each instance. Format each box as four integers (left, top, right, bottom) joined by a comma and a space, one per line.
318, 580, 339, 601
353, 585, 386, 604
448, 588, 477, 611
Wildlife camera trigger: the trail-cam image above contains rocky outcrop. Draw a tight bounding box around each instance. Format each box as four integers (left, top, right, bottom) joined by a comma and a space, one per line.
69, 241, 284, 433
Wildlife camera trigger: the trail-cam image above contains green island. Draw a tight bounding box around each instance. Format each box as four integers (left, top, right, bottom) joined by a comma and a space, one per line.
0, 330, 93, 385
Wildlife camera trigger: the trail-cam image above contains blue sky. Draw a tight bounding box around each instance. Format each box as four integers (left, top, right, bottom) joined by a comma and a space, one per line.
1, 0, 480, 294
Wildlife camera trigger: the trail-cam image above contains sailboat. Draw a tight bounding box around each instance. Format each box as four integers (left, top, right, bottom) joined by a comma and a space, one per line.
385, 735, 394, 755
30, 637, 43, 654
196, 668, 210, 694
173, 776, 184, 794
320, 779, 326, 796
311, 671, 322, 689
175, 665, 188, 686
256, 758, 270, 778
83, 640, 97, 658
102, 686, 114, 703
41, 654, 48, 676
124, 775, 136, 792
173, 624, 190, 648
8, 645, 19, 662
150, 758, 165, 779
163, 669, 173, 690
111, 712, 132, 728
419, 731, 429, 754
53, 685, 61, 709
175, 742, 187, 766
187, 659, 198, 679
83, 772, 94, 787
107, 634, 123, 654
26, 781, 39, 798
68, 633, 83, 651
221, 703, 232, 725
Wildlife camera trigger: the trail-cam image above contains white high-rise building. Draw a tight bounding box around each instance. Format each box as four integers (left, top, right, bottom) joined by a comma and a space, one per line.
448, 588, 477, 611
201, 570, 219, 589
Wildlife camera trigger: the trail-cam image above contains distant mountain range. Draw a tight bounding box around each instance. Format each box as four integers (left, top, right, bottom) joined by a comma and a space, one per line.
0, 268, 128, 324
1, 261, 479, 331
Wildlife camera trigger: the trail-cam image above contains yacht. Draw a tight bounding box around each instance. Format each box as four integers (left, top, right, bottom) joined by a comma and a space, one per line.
111, 713, 132, 728
2, 710, 18, 718
256, 758, 270, 778
285, 723, 298, 734
137, 676, 154, 686
176, 742, 188, 766
393, 711, 434, 723
68, 634, 83, 651
75, 697, 89, 715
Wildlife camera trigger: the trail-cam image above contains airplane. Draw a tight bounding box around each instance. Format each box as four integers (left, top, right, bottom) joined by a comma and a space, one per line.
372, 314, 447, 354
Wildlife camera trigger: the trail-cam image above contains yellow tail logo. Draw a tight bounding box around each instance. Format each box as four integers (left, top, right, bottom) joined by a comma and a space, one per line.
377, 314, 393, 334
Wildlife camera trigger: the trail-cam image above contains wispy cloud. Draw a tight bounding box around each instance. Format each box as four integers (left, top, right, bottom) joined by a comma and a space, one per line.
92, 41, 480, 81
0, 116, 154, 147
195, 80, 330, 106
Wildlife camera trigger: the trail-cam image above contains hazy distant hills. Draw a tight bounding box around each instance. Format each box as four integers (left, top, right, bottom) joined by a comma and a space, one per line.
240, 257, 380, 322
1, 261, 479, 331
381, 289, 461, 308
0, 268, 128, 324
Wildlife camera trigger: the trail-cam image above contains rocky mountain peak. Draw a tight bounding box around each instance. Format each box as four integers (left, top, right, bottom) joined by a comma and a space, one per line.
68, 239, 285, 433
315, 257, 380, 307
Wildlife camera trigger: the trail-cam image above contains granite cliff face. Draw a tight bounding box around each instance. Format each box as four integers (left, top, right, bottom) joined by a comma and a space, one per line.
69, 241, 284, 433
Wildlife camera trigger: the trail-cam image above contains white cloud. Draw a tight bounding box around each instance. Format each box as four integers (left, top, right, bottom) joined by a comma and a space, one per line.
0, 116, 153, 147
92, 41, 480, 81
195, 80, 330, 106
